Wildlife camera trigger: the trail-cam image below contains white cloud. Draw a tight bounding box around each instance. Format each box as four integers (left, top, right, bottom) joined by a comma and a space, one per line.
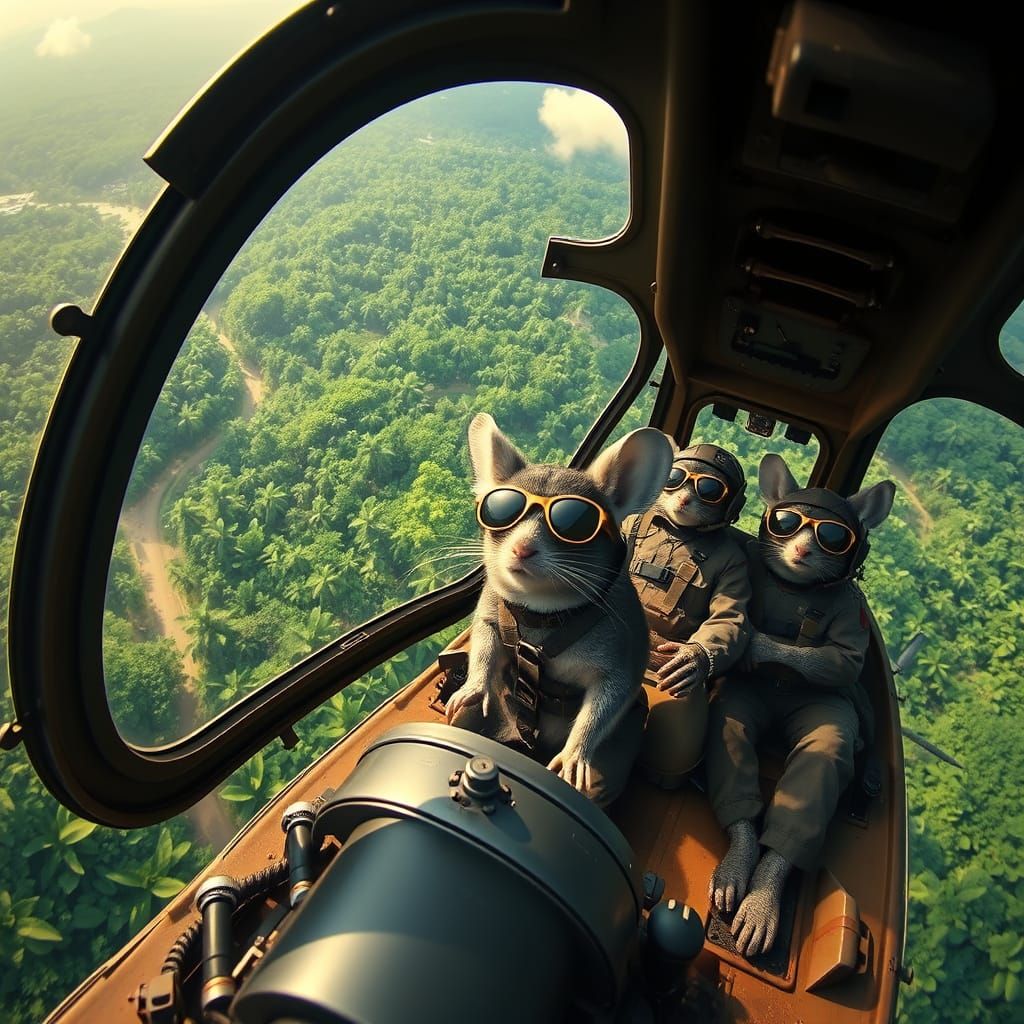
35, 17, 92, 58
538, 88, 628, 162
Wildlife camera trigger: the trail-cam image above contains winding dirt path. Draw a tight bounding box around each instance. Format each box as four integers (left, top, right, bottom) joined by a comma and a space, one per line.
118, 316, 265, 849
80, 201, 145, 237
119, 438, 221, 683
886, 460, 934, 537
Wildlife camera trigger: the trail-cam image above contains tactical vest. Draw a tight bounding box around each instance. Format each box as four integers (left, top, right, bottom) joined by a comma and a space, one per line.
747, 546, 829, 645
625, 510, 717, 655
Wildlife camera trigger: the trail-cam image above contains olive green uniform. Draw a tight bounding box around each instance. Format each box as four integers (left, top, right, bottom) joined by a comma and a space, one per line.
705, 540, 874, 870
623, 510, 751, 778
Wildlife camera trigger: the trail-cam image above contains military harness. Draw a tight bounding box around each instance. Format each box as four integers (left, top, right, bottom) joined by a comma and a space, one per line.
495, 599, 605, 751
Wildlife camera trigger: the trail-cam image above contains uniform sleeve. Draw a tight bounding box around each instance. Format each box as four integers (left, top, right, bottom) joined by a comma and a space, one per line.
689, 549, 751, 674
819, 593, 871, 687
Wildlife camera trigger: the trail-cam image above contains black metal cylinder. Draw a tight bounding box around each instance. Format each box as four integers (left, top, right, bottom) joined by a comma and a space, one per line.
195, 874, 241, 1015
233, 724, 642, 1024
281, 801, 316, 907
233, 818, 571, 1024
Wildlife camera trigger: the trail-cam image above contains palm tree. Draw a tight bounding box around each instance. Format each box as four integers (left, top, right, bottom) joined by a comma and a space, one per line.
202, 516, 237, 563
394, 371, 425, 408
180, 362, 213, 398
182, 598, 231, 666
286, 608, 339, 660
307, 567, 341, 603
176, 401, 203, 437
166, 558, 201, 601
253, 482, 288, 528
166, 495, 204, 543
308, 494, 332, 530
207, 668, 253, 706
260, 536, 290, 578
350, 496, 387, 550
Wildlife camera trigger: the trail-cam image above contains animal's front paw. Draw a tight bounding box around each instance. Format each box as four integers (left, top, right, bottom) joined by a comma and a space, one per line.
446, 681, 491, 722
748, 631, 777, 666
655, 642, 710, 695
547, 747, 595, 797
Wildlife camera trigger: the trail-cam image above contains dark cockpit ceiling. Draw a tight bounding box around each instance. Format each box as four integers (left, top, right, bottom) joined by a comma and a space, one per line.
538, 1, 1024, 492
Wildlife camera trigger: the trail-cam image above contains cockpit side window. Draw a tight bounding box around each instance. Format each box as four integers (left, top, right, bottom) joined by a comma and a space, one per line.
859, 398, 1024, 1021
102, 83, 640, 746
999, 298, 1024, 377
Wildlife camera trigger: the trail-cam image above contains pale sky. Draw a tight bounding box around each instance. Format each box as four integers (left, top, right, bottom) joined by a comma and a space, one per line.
0, 0, 302, 42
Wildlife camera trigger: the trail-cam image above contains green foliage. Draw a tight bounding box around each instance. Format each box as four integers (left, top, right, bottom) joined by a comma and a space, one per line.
103, 612, 184, 745
103, 827, 193, 937
126, 314, 244, 502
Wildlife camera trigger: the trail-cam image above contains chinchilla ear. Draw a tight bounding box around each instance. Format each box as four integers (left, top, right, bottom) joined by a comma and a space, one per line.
468, 413, 526, 493
848, 480, 896, 530
759, 453, 799, 503
588, 428, 673, 522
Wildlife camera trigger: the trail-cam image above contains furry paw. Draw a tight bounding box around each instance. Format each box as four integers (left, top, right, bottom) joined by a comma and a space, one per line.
731, 850, 792, 956
708, 819, 759, 914
548, 747, 595, 797
748, 631, 779, 667
655, 642, 710, 695
445, 681, 491, 722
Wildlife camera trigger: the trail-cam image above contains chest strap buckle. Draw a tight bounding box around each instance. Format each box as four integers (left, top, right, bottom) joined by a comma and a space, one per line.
631, 559, 672, 585
511, 640, 542, 714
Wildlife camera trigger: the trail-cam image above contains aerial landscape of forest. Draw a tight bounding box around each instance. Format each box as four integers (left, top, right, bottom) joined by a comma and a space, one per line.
1, 4, 1023, 1022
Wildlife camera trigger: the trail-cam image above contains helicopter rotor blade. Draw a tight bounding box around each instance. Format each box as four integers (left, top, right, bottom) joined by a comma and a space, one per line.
901, 726, 964, 769
892, 631, 927, 675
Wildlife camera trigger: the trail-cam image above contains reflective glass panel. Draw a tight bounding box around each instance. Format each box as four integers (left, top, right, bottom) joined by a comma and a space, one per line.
862, 399, 1024, 1024
104, 82, 639, 743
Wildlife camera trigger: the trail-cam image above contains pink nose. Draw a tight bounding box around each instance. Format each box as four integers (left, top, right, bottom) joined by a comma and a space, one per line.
678, 495, 690, 506
794, 544, 809, 559
513, 542, 537, 560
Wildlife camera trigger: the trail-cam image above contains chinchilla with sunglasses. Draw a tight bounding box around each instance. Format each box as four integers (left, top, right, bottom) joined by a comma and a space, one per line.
445, 413, 672, 805
621, 439, 752, 788
705, 452, 895, 960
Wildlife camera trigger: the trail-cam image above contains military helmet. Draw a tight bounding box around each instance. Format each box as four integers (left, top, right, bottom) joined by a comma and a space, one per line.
760, 486, 870, 580
675, 442, 747, 526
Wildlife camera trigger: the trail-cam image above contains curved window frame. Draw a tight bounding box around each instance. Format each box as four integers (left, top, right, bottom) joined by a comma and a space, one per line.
6, 2, 663, 825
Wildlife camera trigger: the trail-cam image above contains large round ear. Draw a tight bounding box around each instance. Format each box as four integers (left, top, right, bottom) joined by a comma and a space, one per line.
759, 453, 799, 503
468, 413, 526, 493
587, 428, 673, 522
848, 480, 896, 530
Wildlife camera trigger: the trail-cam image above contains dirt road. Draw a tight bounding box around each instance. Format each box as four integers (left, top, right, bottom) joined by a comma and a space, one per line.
118, 319, 265, 850
887, 461, 934, 537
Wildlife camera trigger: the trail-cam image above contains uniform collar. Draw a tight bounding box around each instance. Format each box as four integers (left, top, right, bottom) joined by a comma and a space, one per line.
502, 599, 595, 629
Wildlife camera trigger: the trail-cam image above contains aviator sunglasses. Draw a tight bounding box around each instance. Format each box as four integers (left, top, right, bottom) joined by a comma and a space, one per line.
765, 507, 857, 555
664, 465, 729, 504
476, 487, 614, 544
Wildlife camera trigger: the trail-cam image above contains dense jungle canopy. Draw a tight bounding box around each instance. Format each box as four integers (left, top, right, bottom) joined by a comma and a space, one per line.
0, 7, 1022, 1021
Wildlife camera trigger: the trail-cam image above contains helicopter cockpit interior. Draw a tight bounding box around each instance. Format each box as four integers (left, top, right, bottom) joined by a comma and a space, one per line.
2, 1, 1023, 1022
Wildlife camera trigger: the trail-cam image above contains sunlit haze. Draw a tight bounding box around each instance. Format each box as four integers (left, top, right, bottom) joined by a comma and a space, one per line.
0, 0, 301, 42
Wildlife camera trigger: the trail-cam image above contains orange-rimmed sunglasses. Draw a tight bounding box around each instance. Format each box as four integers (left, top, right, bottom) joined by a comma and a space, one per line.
664, 465, 729, 503
476, 487, 614, 544
765, 507, 857, 555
